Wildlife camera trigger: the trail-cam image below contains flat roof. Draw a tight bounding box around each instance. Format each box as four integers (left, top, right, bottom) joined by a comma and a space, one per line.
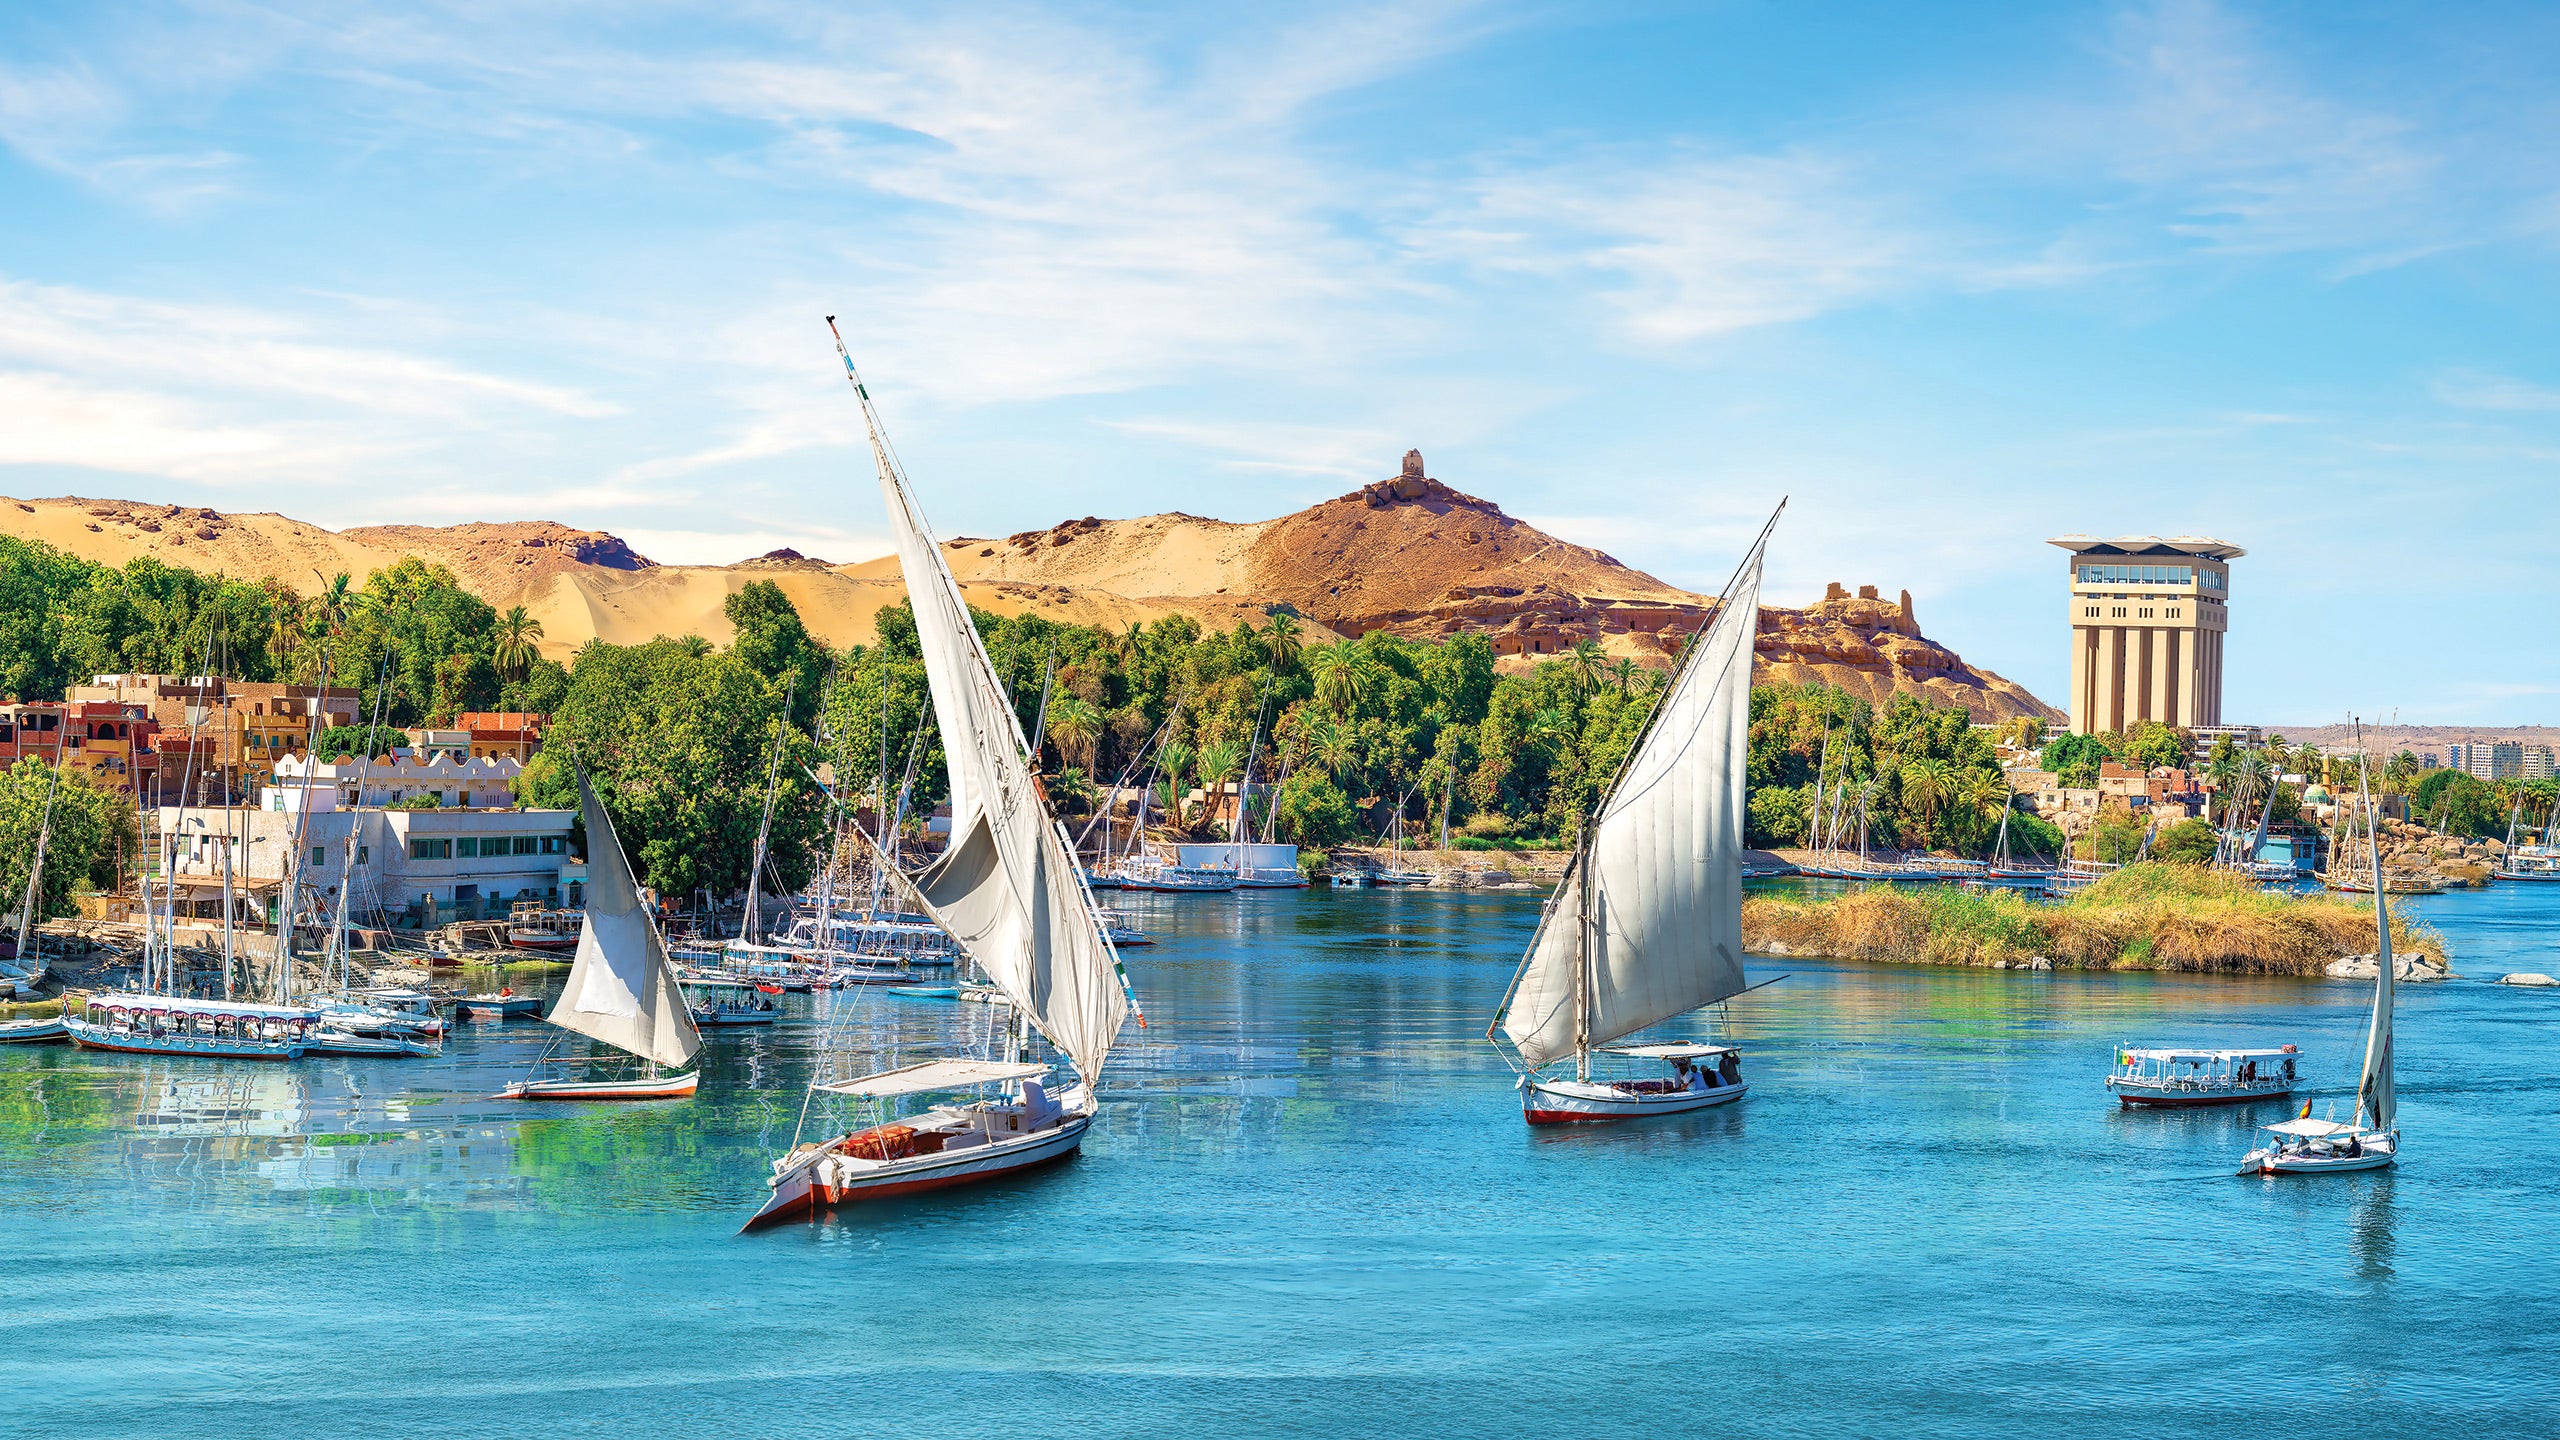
2261, 1118, 2363, 1138
2048, 534, 2246, 560
2120, 1047, 2298, 1062
1603, 1042, 1735, 1060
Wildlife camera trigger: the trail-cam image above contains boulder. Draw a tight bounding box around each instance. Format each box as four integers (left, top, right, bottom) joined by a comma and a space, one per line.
2326, 953, 2453, 982
2497, 972, 2559, 988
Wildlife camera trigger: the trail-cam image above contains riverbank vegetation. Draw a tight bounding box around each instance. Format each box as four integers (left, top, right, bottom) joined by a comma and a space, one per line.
1743, 865, 2444, 975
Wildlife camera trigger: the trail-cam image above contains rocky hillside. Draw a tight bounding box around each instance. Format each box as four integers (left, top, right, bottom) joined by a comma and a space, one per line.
854, 451, 2054, 720
1, 455, 2057, 720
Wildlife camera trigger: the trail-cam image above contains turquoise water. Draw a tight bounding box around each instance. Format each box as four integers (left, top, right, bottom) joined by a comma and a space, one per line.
2, 882, 2553, 1437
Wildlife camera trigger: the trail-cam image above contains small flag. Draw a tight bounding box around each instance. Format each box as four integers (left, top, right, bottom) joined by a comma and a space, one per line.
2299, 1098, 2314, 1119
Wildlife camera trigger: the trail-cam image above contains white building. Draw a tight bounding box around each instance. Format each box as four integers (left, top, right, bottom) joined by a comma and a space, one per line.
271, 752, 523, 811
157, 754, 580, 929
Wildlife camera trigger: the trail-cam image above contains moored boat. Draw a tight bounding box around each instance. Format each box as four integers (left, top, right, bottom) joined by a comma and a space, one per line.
690, 991, 780, 1027
2241, 739, 2399, 1176
1518, 1043, 1748, 1122
457, 990, 542, 1018
65, 994, 317, 1060
304, 1027, 440, 1057
497, 766, 703, 1102
0, 1012, 67, 1044
2109, 1046, 2298, 1107
746, 324, 1146, 1227
747, 1062, 1088, 1225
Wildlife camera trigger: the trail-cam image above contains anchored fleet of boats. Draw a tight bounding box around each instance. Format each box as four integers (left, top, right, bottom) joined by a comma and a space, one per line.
0, 337, 2468, 1239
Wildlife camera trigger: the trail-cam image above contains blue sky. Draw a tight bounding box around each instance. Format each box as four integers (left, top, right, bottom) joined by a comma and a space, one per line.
3, 1, 2558, 723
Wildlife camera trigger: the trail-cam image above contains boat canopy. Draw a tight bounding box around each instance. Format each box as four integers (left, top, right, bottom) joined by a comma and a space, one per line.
87, 993, 318, 1020
2260, 1117, 2362, 1138
2121, 1047, 2298, 1062
815, 1060, 1050, 1099
1603, 1042, 1736, 1060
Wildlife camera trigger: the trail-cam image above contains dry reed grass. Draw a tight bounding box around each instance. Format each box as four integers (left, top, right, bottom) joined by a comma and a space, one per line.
1742, 864, 2444, 975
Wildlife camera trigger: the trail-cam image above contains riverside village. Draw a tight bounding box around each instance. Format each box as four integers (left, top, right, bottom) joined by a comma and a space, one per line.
2, 6, 2550, 1436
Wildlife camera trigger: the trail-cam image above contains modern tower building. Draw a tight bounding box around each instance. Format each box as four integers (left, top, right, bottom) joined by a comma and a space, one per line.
2049, 535, 2242, 736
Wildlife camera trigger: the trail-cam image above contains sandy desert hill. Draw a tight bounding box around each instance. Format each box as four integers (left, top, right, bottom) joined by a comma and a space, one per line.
2, 453, 2058, 721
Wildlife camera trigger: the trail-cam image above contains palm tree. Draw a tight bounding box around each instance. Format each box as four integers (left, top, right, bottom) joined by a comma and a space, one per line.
312, 571, 357, 636
493, 605, 544, 683
1566, 638, 1607, 694
1900, 757, 1952, 839
1608, 657, 1639, 694
676, 634, 713, 659
1310, 719, 1357, 783
1262, 612, 1305, 671
1047, 696, 1103, 773
1307, 645, 1366, 717
1195, 739, 1244, 835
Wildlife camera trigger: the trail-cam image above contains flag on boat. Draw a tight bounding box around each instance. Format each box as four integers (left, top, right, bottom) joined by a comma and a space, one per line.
2299, 1097, 2313, 1119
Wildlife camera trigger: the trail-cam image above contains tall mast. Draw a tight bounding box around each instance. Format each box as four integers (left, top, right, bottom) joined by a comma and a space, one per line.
1572, 823, 1593, 1083
11, 752, 63, 986
2353, 721, 2395, 1135
740, 674, 794, 944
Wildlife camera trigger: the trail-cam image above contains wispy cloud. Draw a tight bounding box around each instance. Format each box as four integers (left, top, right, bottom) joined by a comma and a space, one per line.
2431, 368, 2560, 412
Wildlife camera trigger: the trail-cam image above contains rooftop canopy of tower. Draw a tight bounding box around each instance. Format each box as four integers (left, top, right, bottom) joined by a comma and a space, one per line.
2046, 534, 2246, 560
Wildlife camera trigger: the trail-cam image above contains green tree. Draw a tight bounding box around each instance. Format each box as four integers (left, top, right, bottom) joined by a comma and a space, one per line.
1566, 638, 1607, 694
520, 638, 825, 898
1274, 769, 1356, 847
2043, 732, 2113, 789
1260, 612, 1304, 671
723, 581, 825, 731
0, 760, 136, 920
493, 605, 544, 683
1307, 645, 1366, 718
2153, 816, 2218, 864
2119, 721, 2190, 770
315, 725, 412, 761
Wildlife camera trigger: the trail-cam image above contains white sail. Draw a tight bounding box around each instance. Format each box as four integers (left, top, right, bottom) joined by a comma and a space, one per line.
548, 766, 700, 1069
847, 340, 1134, 1085
1499, 532, 1768, 1070
2355, 785, 2395, 1134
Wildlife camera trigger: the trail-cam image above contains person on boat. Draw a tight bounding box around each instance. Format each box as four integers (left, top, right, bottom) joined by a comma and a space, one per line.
1718, 1052, 1743, 1087
2343, 1135, 2362, 1159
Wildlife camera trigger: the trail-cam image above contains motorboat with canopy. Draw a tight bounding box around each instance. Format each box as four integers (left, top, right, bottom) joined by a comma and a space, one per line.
1488, 503, 1781, 1124
2241, 734, 2398, 1175
496, 766, 702, 1100
2108, 1046, 2298, 1107
743, 323, 1144, 1228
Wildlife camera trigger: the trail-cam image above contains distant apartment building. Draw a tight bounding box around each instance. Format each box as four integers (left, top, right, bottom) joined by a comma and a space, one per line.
2051, 535, 2240, 735
451, 712, 548, 764
2526, 746, 2556, 781
2096, 762, 2208, 820
0, 699, 159, 798
72, 674, 361, 804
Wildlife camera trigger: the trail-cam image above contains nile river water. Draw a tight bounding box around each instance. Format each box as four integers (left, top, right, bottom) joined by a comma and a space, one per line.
1, 881, 2554, 1437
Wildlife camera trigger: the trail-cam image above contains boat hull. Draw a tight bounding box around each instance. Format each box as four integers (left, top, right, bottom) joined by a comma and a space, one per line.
0, 1016, 68, 1044
497, 1070, 701, 1101
744, 1111, 1092, 1230
2243, 1141, 2396, 1174
64, 1019, 304, 1060
458, 996, 543, 1018
2112, 1082, 2297, 1109
1520, 1075, 1750, 1124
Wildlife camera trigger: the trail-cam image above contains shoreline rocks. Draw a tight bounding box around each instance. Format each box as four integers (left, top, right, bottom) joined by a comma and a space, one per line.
2325, 953, 2454, 982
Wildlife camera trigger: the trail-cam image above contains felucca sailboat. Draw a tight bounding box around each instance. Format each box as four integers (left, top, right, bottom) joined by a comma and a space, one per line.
2241, 734, 2397, 1174
496, 767, 701, 1099
1489, 505, 1780, 1123
742, 322, 1144, 1227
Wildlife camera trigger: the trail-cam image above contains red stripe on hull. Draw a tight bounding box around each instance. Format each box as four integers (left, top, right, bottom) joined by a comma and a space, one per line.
1524, 1109, 1627, 1125
810, 1144, 1079, 1206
